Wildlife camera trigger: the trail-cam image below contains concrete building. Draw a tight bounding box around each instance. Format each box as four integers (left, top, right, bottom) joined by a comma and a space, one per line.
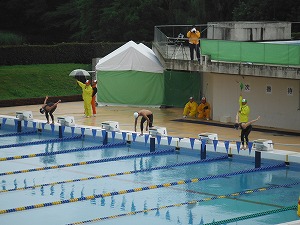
152, 22, 300, 131
207, 21, 291, 41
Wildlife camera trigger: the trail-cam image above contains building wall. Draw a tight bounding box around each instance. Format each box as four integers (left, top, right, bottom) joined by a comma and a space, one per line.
207, 21, 291, 41
203, 72, 300, 131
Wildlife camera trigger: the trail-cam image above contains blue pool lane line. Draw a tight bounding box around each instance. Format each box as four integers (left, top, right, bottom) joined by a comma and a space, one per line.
0, 163, 288, 214
67, 202, 297, 225
0, 142, 127, 161
0, 135, 82, 149
0, 148, 176, 176
203, 205, 297, 225
0, 155, 228, 193
0, 130, 37, 137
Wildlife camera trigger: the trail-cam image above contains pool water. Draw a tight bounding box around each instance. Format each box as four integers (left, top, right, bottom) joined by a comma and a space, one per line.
0, 128, 299, 225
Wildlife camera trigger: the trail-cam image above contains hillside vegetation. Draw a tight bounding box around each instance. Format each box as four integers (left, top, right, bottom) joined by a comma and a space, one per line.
0, 64, 91, 100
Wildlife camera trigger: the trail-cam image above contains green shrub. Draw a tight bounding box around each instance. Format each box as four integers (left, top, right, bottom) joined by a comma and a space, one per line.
0, 31, 25, 45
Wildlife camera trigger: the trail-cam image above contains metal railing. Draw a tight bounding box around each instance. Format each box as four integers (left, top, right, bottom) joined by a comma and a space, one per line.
154, 23, 300, 61
154, 24, 207, 60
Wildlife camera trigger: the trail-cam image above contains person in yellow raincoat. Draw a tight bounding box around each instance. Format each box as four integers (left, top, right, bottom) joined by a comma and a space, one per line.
234, 112, 259, 150
239, 92, 250, 123
77, 79, 93, 118
197, 97, 211, 120
183, 97, 198, 118
186, 27, 201, 62
238, 91, 251, 149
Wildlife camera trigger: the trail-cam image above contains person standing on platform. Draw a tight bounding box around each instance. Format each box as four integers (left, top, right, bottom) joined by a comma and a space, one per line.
237, 90, 251, 149
186, 27, 201, 62
239, 91, 250, 123
91, 80, 98, 117
197, 97, 211, 120
234, 112, 260, 150
183, 97, 198, 118
77, 79, 93, 118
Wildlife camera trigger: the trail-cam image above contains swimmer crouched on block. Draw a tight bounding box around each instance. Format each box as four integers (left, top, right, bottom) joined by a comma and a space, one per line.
133, 109, 153, 135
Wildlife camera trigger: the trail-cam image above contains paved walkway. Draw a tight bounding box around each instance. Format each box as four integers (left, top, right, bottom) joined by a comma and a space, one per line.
0, 101, 299, 152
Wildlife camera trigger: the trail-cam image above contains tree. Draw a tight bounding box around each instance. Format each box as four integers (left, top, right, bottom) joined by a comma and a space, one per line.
0, 0, 298, 44
232, 0, 300, 21
42, 1, 81, 43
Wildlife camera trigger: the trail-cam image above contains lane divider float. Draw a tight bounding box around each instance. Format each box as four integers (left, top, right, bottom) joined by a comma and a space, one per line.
0, 142, 127, 161
66, 180, 299, 224
204, 205, 297, 225
0, 130, 37, 138
0, 155, 228, 193
0, 163, 286, 214
0, 135, 82, 149
0, 148, 176, 176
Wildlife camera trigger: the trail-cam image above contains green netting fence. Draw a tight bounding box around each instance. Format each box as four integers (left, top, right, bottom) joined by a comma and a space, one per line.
201, 39, 300, 66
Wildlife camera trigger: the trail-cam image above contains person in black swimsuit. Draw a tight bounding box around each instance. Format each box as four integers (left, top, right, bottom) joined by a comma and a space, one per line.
133, 109, 153, 135
39, 96, 61, 124
234, 112, 260, 150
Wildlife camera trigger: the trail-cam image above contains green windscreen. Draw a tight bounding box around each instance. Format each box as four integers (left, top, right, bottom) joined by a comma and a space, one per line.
97, 70, 202, 107
201, 39, 300, 66
163, 70, 202, 107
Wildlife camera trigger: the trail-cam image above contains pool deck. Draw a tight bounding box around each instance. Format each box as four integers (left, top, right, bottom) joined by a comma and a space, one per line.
0, 101, 299, 153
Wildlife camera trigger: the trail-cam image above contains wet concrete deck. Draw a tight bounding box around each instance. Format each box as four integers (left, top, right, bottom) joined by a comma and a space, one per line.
0, 101, 299, 152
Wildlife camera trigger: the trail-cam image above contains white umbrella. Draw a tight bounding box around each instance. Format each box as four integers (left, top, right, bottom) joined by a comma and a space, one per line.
69, 69, 90, 77
69, 69, 91, 83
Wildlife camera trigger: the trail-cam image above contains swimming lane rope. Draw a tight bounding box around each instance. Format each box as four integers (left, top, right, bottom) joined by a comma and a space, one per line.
0, 135, 82, 149
0, 142, 127, 161
66, 182, 299, 225
204, 205, 297, 225
0, 163, 286, 214
0, 155, 228, 193
0, 130, 37, 137
0, 148, 176, 176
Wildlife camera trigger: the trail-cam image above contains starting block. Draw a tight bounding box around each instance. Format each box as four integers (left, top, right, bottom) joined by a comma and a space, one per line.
57, 116, 75, 126
253, 139, 273, 151
101, 121, 120, 131
16, 111, 33, 121
149, 126, 168, 136
198, 132, 218, 144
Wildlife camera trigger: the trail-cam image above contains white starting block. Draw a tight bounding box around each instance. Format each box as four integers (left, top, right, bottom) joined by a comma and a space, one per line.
57, 116, 75, 126
101, 121, 120, 131
16, 111, 33, 121
149, 126, 168, 136
198, 132, 218, 144
253, 139, 273, 151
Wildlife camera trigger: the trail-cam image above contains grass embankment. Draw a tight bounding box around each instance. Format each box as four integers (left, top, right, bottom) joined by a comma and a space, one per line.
0, 64, 91, 100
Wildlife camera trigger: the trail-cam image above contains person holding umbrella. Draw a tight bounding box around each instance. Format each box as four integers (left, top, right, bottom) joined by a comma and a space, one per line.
77, 79, 93, 118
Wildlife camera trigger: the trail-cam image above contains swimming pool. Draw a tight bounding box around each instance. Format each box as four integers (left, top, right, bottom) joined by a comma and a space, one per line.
0, 117, 300, 225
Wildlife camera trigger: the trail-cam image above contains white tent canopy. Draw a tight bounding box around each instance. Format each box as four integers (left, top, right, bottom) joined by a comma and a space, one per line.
95, 40, 164, 73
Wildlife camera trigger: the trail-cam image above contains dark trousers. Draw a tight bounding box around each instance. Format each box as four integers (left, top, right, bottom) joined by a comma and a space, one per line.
140, 114, 153, 131
241, 125, 252, 146
189, 43, 200, 61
